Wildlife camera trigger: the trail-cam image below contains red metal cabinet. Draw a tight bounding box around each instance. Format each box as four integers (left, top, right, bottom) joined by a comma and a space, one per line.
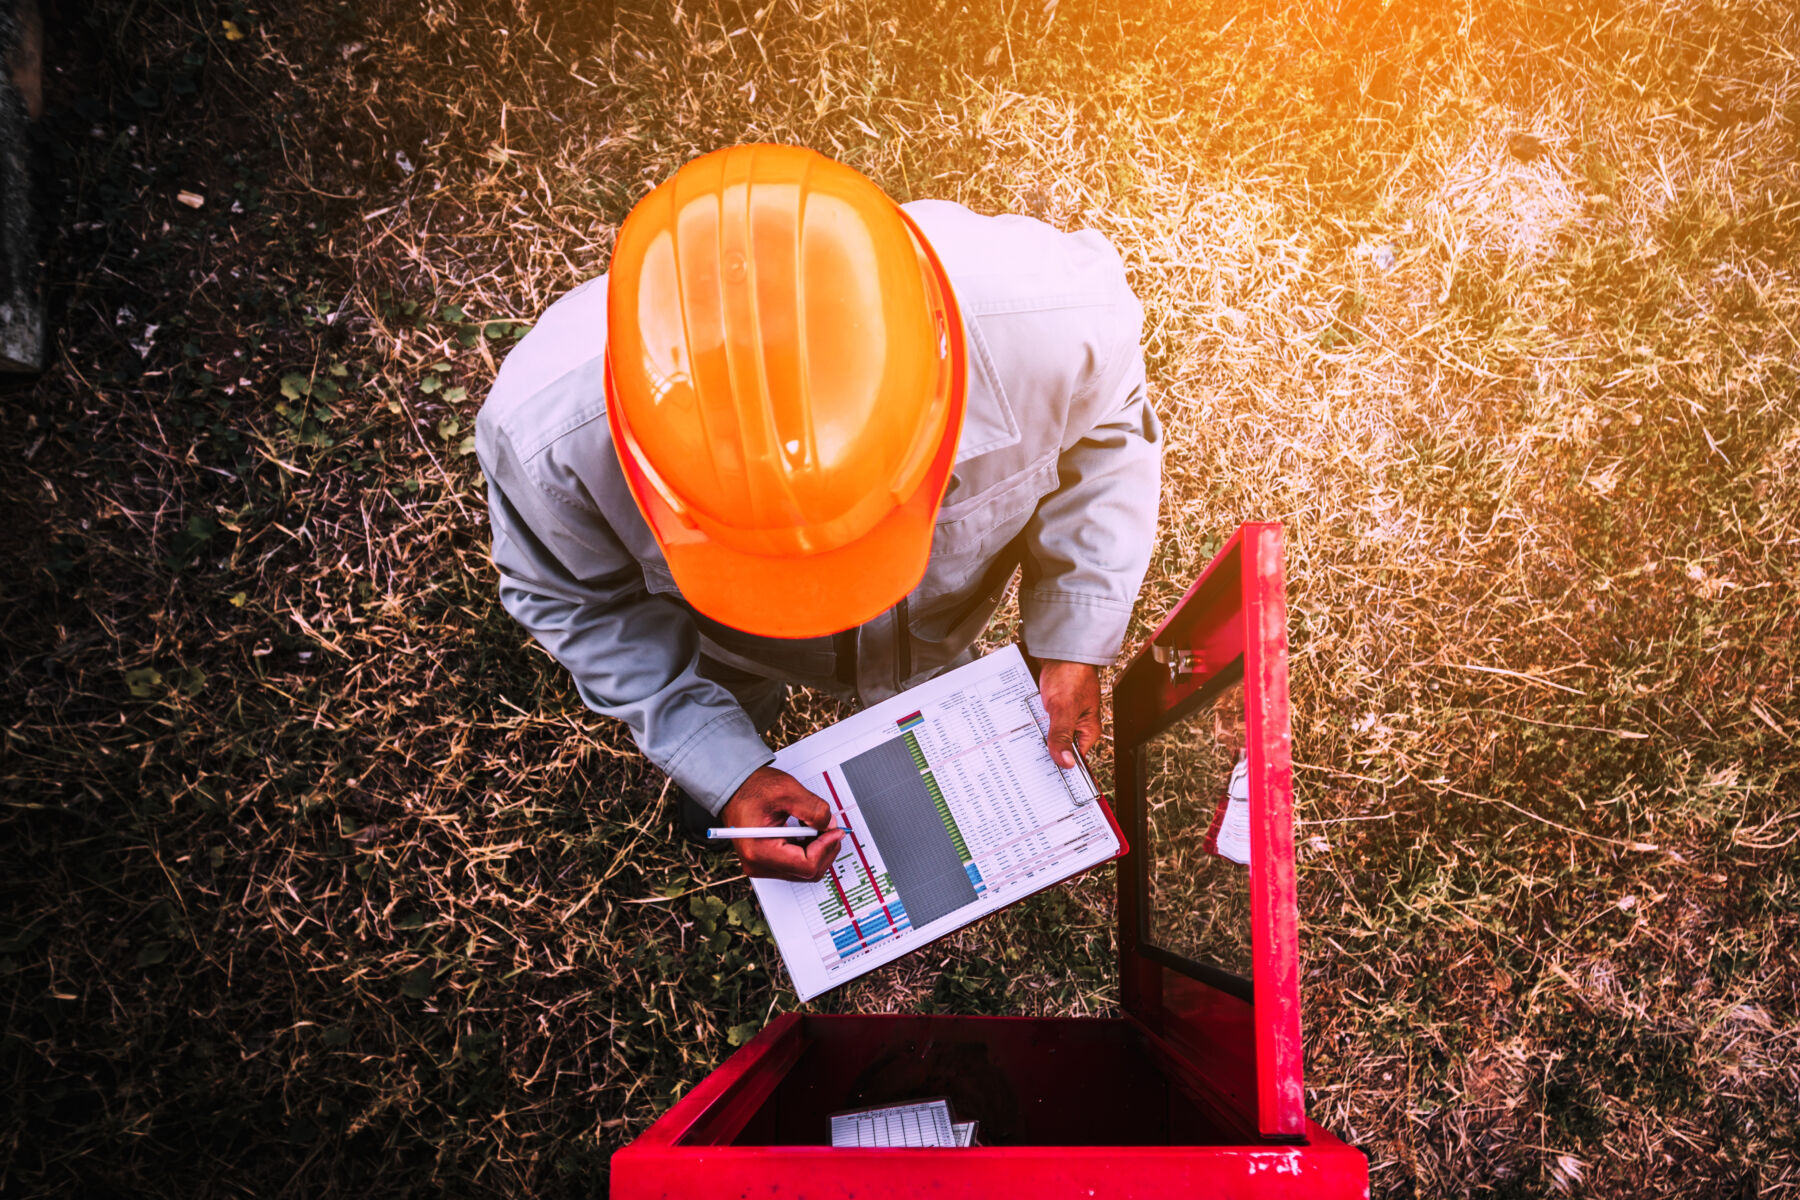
611, 523, 1369, 1199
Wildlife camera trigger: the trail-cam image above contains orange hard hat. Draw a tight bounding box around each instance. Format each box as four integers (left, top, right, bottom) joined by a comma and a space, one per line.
604, 145, 966, 638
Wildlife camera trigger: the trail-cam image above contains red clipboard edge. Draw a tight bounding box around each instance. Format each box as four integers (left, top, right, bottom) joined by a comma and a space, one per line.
1071, 746, 1129, 863
1094, 792, 1130, 863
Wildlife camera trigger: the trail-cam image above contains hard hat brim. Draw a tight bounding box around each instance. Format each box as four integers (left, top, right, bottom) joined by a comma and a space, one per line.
655, 415, 956, 638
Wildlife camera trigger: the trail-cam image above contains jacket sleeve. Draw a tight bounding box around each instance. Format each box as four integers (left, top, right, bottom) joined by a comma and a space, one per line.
1017, 301, 1163, 667
480, 432, 775, 815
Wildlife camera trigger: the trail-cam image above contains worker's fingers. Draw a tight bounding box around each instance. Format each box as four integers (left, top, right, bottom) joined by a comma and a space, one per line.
802, 829, 845, 879
1046, 714, 1078, 769
722, 768, 835, 880
775, 778, 835, 831
1073, 703, 1102, 758
737, 836, 812, 881
1043, 686, 1089, 769
721, 767, 835, 833
1039, 660, 1102, 769
737, 827, 843, 882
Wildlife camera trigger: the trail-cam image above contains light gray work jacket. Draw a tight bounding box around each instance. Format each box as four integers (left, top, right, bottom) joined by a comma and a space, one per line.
476, 200, 1162, 814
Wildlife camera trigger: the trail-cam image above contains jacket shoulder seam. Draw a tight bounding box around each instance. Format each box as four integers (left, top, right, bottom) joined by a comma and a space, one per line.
510, 399, 611, 463
964, 290, 1131, 318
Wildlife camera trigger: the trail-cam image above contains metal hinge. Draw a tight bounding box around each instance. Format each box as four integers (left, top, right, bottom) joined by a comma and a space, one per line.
1151, 643, 1195, 679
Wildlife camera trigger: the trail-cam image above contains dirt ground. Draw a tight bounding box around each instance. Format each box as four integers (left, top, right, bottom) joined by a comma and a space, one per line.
3, 0, 1797, 1196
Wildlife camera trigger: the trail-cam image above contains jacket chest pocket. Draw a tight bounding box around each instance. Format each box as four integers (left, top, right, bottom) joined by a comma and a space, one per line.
924, 455, 1058, 590
640, 561, 681, 598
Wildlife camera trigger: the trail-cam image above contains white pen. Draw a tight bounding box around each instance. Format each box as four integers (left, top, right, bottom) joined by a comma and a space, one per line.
705, 826, 826, 840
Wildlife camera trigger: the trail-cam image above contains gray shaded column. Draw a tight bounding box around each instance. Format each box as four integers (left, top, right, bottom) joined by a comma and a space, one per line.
840, 737, 978, 928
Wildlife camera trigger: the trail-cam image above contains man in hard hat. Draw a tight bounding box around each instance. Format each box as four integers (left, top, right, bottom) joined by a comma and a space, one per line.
476, 146, 1161, 885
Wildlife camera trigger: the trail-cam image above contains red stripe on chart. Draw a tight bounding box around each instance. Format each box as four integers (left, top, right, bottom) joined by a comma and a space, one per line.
822, 771, 899, 930
827, 867, 867, 949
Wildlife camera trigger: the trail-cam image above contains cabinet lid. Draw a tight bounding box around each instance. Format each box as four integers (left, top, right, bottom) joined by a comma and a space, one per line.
1112, 522, 1304, 1139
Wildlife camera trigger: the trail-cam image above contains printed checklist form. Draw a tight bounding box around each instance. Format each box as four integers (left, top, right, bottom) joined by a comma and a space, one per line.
752, 645, 1126, 1001
829, 1099, 960, 1148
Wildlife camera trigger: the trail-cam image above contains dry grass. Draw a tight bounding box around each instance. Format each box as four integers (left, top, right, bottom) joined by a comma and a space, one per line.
3, 0, 1797, 1195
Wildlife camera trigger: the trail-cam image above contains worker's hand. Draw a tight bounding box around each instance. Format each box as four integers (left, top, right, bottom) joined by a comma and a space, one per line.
720, 766, 845, 883
1038, 659, 1102, 769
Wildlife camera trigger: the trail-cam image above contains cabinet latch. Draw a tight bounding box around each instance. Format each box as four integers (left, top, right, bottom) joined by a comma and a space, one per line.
1150, 643, 1195, 679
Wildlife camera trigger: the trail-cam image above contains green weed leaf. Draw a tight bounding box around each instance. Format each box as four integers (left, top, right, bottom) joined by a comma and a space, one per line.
400, 966, 435, 999
125, 667, 164, 698
689, 894, 726, 935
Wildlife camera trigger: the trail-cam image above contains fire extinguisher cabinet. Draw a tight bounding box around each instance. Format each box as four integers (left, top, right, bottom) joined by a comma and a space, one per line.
610, 524, 1370, 1199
